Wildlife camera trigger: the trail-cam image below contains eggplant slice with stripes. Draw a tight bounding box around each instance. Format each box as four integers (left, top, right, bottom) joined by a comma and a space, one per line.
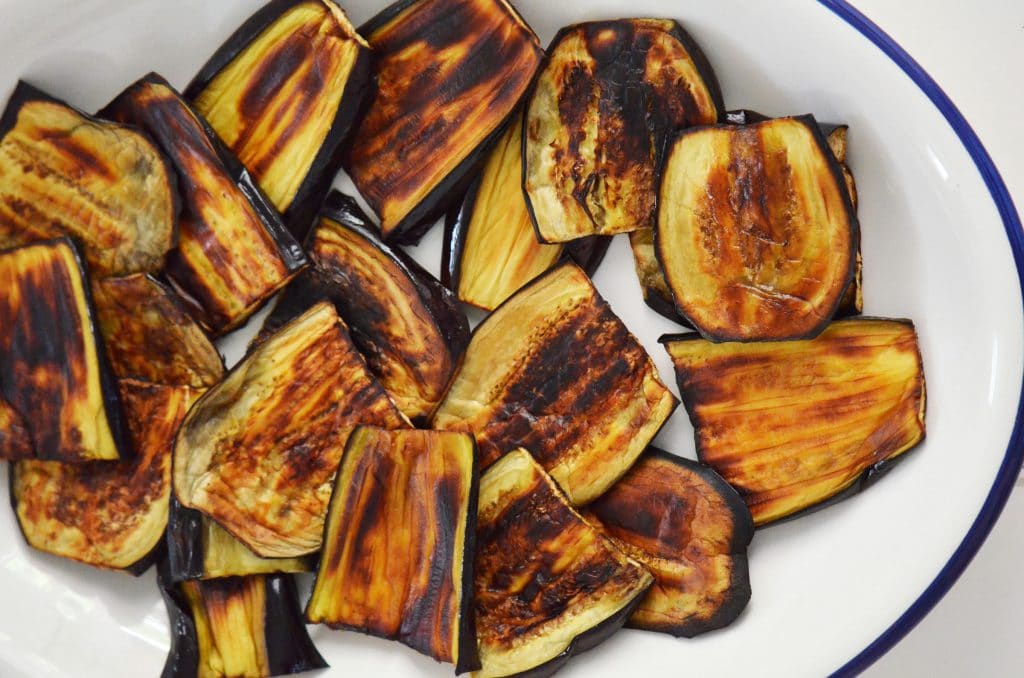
101, 73, 307, 335
662, 318, 926, 526
0, 238, 129, 462
474, 449, 653, 678
173, 301, 408, 558
0, 82, 177, 277
585, 449, 753, 636
186, 0, 371, 239
345, 0, 544, 242
432, 263, 677, 505
307, 426, 479, 672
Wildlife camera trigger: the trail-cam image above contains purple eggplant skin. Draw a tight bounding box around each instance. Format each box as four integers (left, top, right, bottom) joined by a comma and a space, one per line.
164, 496, 206, 582
183, 0, 373, 241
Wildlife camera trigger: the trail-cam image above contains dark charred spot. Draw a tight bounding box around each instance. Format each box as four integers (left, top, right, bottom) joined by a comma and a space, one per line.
43, 131, 116, 182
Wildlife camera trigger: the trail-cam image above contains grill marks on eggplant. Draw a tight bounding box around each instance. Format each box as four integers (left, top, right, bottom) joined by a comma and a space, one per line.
307, 427, 479, 671
662, 318, 926, 525
347, 0, 543, 240
0, 83, 176, 277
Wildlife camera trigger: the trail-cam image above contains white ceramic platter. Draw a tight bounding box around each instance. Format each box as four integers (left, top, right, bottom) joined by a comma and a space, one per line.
0, 1, 1021, 676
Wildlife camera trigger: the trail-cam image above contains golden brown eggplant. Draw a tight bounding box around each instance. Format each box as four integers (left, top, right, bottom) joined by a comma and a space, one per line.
11, 380, 199, 574
91, 273, 224, 389
524, 19, 722, 243
346, 0, 544, 242
432, 263, 677, 505
0, 396, 32, 460
474, 449, 653, 678
174, 301, 407, 558
307, 426, 479, 671
0, 238, 129, 462
585, 449, 753, 636
662, 318, 927, 526
656, 115, 858, 341
186, 0, 371, 239
0, 82, 177, 277
826, 125, 863, 317
101, 73, 307, 334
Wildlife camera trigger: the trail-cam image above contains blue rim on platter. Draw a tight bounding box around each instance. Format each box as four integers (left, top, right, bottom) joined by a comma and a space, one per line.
819, 1, 1024, 675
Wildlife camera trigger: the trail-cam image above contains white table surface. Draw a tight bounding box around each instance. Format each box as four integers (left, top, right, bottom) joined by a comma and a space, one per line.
849, 2, 1024, 676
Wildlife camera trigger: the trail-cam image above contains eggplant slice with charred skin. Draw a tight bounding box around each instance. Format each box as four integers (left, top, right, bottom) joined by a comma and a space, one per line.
259, 191, 470, 422
474, 449, 653, 678
0, 397, 32, 460
346, 0, 544, 242
0, 238, 129, 462
432, 263, 677, 505
524, 19, 722, 243
585, 448, 753, 637
656, 115, 857, 341
12, 380, 199, 574
101, 73, 307, 335
826, 124, 863, 317
0, 82, 177, 277
174, 301, 408, 559
662, 318, 926, 526
307, 426, 479, 672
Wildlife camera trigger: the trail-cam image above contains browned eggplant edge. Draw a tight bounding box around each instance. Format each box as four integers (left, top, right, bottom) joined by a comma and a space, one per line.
652, 113, 860, 343
182, 0, 374, 241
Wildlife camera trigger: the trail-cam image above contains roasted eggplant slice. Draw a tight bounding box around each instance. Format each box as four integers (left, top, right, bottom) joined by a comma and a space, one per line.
656, 115, 858, 341
259, 191, 469, 422
159, 564, 327, 678
345, 0, 544, 242
101, 73, 307, 334
432, 263, 676, 505
826, 125, 863, 317
307, 426, 479, 671
174, 301, 407, 558
662, 318, 927, 526
0, 82, 176, 277
524, 19, 722, 243
12, 380, 198, 574
0, 238, 129, 462
186, 0, 370, 239
475, 449, 653, 678
0, 397, 32, 460
91, 273, 224, 389
585, 449, 753, 637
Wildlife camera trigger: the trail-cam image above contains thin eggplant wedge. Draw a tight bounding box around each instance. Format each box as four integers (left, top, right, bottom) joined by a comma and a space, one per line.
91, 273, 224, 389
432, 263, 677, 505
307, 426, 479, 672
0, 82, 176, 277
585, 449, 753, 637
186, 0, 371, 239
159, 564, 327, 678
259, 191, 470, 422
662, 318, 927, 526
12, 380, 199, 574
524, 19, 722, 243
474, 449, 653, 678
101, 73, 307, 334
173, 301, 408, 558
826, 125, 863, 317
656, 115, 858, 341
0, 238, 129, 462
346, 0, 544, 242
628, 227, 686, 322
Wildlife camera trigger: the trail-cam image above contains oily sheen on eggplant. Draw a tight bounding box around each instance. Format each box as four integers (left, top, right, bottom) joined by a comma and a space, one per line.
0, 82, 177, 277
662, 318, 927, 526
474, 449, 653, 678
432, 263, 677, 505
306, 426, 479, 672
346, 0, 544, 242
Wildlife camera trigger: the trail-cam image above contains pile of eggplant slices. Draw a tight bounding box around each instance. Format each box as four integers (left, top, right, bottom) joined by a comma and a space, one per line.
0, 0, 927, 676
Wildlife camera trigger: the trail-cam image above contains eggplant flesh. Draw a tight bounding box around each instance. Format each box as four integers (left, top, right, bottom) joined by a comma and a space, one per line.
474, 449, 653, 678
662, 318, 926, 526
585, 449, 753, 636
0, 82, 177, 277
0, 396, 33, 460
307, 426, 479, 672
826, 125, 863, 317
346, 0, 544, 242
102, 73, 307, 334
432, 263, 677, 505
174, 301, 407, 558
